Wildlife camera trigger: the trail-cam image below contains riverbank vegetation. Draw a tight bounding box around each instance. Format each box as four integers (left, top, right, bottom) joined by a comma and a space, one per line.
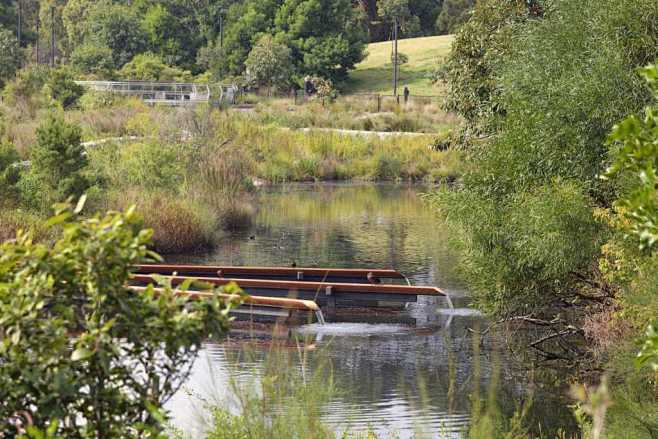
430, 0, 658, 435
0, 202, 240, 437
247, 95, 459, 134
0, 80, 459, 254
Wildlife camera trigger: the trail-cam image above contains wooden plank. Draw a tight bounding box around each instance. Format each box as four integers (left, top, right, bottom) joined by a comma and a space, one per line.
128, 286, 319, 311
134, 264, 406, 280
129, 274, 444, 296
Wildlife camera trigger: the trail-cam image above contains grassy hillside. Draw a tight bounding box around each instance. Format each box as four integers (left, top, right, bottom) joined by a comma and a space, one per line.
343, 35, 453, 96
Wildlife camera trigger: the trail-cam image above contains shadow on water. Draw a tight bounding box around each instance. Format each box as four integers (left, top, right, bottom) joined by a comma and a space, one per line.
167, 183, 577, 438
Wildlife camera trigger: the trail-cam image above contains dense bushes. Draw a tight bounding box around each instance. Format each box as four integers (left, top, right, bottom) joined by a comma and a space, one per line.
0, 203, 238, 436
493, 0, 658, 196
431, 180, 600, 314
432, 1, 658, 430
44, 68, 85, 109
431, 0, 658, 317
438, 0, 542, 127
118, 53, 193, 82
0, 141, 21, 201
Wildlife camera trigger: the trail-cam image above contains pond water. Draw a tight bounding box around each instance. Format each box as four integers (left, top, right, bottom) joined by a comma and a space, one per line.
167, 183, 575, 438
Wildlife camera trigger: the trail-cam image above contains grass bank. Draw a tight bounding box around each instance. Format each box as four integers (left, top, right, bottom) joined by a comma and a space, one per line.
343, 35, 453, 96
76, 104, 461, 184
211, 112, 460, 183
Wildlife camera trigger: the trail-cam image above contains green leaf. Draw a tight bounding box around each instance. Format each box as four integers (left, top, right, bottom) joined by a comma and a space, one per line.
46, 212, 71, 227
71, 347, 93, 361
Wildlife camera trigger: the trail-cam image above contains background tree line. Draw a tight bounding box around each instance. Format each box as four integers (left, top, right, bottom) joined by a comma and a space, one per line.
0, 0, 475, 90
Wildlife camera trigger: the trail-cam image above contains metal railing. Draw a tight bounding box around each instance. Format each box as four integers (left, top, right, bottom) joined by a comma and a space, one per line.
75, 80, 211, 106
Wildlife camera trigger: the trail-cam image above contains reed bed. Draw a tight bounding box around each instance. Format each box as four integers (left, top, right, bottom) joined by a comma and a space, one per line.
248, 96, 459, 134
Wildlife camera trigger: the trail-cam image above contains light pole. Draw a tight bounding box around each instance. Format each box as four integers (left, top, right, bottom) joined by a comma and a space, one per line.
36, 15, 40, 64
219, 10, 224, 48
50, 6, 55, 67
17, 0, 21, 47
392, 16, 399, 97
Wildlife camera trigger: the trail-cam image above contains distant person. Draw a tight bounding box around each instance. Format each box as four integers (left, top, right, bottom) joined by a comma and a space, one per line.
403, 86, 410, 104
224, 85, 237, 104
304, 76, 314, 97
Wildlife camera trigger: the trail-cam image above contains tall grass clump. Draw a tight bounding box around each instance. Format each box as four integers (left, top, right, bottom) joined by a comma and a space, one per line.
87, 139, 220, 254
107, 190, 217, 254
192, 141, 255, 231
0, 209, 54, 243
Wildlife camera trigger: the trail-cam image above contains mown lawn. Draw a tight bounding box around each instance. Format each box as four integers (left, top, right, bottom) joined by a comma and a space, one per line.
342, 35, 453, 96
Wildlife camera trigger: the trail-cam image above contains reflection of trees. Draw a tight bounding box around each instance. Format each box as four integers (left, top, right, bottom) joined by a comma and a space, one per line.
176, 184, 460, 282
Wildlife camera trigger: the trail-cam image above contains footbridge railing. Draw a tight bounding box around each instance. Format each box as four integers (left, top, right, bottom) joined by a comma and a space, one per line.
75, 80, 212, 106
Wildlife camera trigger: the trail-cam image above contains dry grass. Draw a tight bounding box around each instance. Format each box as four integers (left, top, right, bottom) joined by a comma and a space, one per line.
583, 309, 632, 357
252, 97, 460, 134
191, 142, 256, 231
107, 190, 217, 255
0, 209, 55, 243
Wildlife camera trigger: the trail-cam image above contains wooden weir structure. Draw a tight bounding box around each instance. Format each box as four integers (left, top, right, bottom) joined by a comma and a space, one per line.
130, 264, 451, 323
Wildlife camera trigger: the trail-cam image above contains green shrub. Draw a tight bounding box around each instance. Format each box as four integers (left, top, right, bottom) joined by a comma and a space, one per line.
0, 202, 238, 436
119, 53, 192, 82
20, 115, 89, 210
0, 25, 23, 89
2, 66, 50, 118
604, 64, 658, 251
373, 153, 402, 180
0, 141, 21, 201
70, 42, 115, 77
78, 90, 127, 110
432, 0, 658, 316
438, 0, 541, 127
45, 67, 85, 109
86, 139, 185, 193
120, 142, 185, 191
491, 0, 658, 198
430, 180, 601, 314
